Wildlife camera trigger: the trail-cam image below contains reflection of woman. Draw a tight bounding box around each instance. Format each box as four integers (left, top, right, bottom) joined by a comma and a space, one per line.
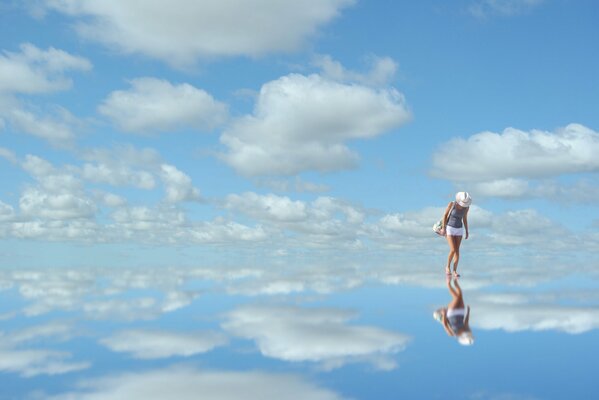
440, 192, 471, 277
433, 277, 474, 345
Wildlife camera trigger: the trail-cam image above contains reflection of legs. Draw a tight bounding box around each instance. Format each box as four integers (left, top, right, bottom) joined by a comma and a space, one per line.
447, 278, 464, 309
452, 236, 462, 274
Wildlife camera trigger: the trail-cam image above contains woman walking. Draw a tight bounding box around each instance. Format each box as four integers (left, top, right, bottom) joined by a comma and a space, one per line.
441, 192, 471, 277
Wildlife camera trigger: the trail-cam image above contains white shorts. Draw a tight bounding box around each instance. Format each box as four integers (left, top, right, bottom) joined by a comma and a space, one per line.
446, 226, 464, 236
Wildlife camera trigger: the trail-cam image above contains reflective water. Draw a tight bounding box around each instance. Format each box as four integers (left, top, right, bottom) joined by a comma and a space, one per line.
0, 263, 597, 399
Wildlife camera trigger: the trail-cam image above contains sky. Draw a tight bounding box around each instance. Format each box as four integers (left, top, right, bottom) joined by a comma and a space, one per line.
1, 0, 599, 270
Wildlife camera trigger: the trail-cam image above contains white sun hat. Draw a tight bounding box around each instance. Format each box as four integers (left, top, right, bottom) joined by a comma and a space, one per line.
455, 192, 472, 207
458, 332, 474, 346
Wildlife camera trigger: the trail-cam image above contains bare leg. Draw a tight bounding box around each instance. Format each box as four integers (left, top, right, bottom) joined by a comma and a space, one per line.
452, 235, 463, 276
447, 278, 465, 309
445, 234, 457, 274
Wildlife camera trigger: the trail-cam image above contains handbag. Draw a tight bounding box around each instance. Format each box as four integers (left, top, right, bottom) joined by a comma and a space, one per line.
432, 202, 454, 236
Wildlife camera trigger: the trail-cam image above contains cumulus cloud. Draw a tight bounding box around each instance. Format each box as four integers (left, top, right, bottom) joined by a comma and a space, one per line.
431, 124, 599, 203
0, 201, 15, 222
40, 0, 355, 67
222, 305, 410, 370
100, 329, 227, 359
220, 73, 410, 176
470, 178, 599, 204
0, 321, 89, 377
18, 155, 97, 220
431, 124, 599, 181
224, 192, 366, 249
312, 54, 399, 86
468, 0, 544, 18
471, 291, 599, 334
0, 43, 91, 94
0, 347, 90, 377
98, 78, 228, 134
0, 147, 18, 163
160, 164, 201, 203
47, 367, 346, 400
7, 106, 81, 146
19, 187, 96, 220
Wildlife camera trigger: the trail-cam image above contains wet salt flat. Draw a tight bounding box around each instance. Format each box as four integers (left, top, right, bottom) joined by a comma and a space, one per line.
1, 262, 597, 399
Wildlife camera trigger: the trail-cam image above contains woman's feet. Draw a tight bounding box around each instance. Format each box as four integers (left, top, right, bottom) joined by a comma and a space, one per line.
445, 266, 451, 276
452, 270, 460, 278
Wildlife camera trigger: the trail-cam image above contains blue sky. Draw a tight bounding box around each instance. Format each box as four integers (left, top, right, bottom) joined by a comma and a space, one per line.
1, 0, 599, 269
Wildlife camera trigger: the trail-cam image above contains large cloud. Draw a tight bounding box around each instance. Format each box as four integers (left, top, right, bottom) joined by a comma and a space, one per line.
220, 73, 410, 176
471, 291, 599, 334
98, 78, 228, 134
224, 192, 366, 248
39, 0, 355, 67
431, 124, 599, 202
47, 367, 346, 400
222, 304, 410, 370
431, 124, 599, 182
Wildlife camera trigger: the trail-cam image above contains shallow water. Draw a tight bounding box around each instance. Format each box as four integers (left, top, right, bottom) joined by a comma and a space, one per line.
0, 263, 597, 399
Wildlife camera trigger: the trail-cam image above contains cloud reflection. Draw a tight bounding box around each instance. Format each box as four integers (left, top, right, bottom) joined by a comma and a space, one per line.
47, 366, 347, 400
223, 304, 410, 370
100, 329, 227, 359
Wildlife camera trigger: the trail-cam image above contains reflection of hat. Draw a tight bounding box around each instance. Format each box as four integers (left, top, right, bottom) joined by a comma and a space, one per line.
455, 192, 472, 207
457, 332, 474, 346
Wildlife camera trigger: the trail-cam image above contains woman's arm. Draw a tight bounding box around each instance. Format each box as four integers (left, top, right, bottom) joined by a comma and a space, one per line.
463, 207, 469, 239
441, 202, 453, 234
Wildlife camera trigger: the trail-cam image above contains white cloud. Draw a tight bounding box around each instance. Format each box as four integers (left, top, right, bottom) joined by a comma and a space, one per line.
0, 43, 91, 94
222, 305, 410, 370
186, 219, 269, 244
19, 188, 96, 220
100, 329, 227, 359
225, 192, 308, 222
18, 155, 96, 220
312, 54, 398, 86
0, 201, 15, 222
41, 0, 356, 67
160, 164, 201, 203
471, 292, 599, 334
471, 178, 599, 203
8, 106, 81, 146
468, 0, 543, 18
93, 191, 127, 207
81, 163, 156, 189
47, 367, 346, 400
0, 348, 90, 377
0, 147, 18, 163
0, 321, 88, 378
220, 73, 410, 176
98, 77, 228, 134
224, 193, 367, 249
431, 124, 599, 182
431, 124, 599, 203
2, 322, 75, 345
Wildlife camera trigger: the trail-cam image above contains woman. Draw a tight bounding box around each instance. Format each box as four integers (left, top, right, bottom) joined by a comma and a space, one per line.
433, 276, 474, 345
441, 191, 471, 277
